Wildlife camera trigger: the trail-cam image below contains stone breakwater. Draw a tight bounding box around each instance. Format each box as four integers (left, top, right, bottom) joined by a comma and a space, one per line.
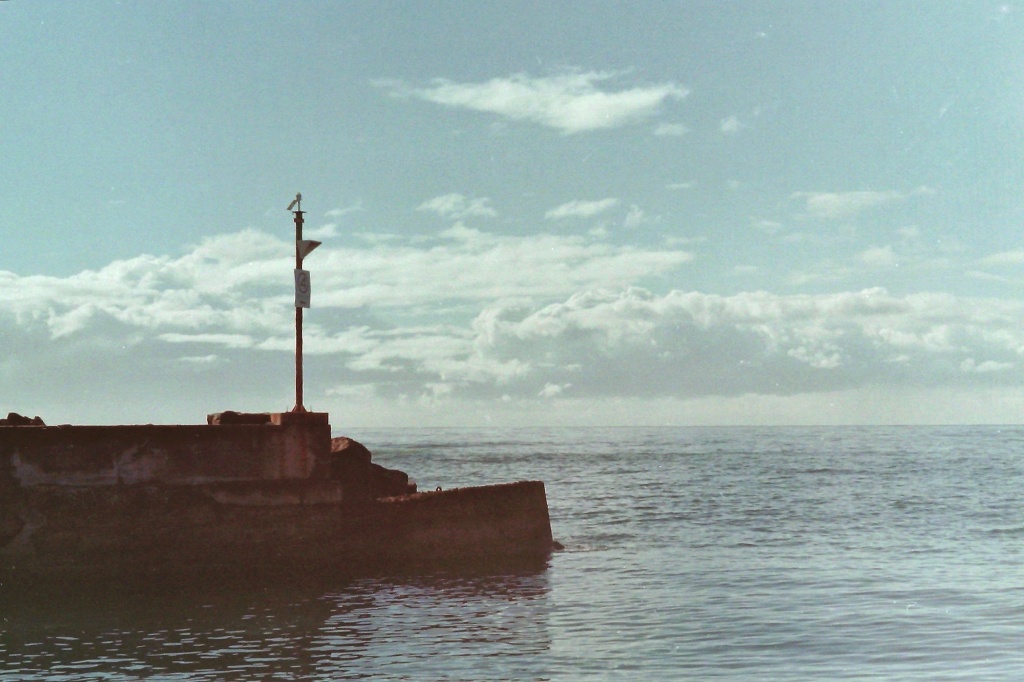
0, 412, 554, 584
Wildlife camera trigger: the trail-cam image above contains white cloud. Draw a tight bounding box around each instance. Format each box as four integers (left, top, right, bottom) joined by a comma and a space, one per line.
458, 287, 1024, 400
979, 250, 1024, 266
305, 223, 339, 239
0, 234, 292, 341
897, 226, 921, 240
753, 219, 783, 235
4, 228, 1022, 426
159, 333, 255, 348
312, 227, 692, 310
0, 225, 693, 349
539, 382, 571, 398
960, 358, 1014, 374
720, 115, 744, 134
623, 205, 651, 229
786, 258, 857, 286
860, 245, 898, 268
545, 198, 619, 220
792, 189, 927, 220
664, 235, 704, 247
378, 71, 688, 134
966, 270, 1011, 284
325, 201, 364, 219
654, 122, 689, 136
417, 193, 497, 220
178, 354, 219, 364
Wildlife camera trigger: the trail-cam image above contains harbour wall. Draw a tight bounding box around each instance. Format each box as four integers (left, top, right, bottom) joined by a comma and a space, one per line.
0, 415, 554, 583
0, 413, 332, 488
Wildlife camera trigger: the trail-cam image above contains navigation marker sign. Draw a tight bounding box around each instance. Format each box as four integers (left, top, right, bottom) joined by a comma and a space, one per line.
297, 239, 321, 261
295, 269, 311, 308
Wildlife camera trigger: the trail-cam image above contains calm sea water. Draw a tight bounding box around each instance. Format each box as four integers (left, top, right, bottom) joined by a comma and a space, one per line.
2, 426, 1022, 680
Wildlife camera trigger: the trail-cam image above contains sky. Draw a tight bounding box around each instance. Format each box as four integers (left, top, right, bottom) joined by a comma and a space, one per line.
2, 1, 1023, 427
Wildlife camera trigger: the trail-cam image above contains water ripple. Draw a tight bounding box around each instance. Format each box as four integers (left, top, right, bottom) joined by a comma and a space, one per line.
2, 426, 1022, 680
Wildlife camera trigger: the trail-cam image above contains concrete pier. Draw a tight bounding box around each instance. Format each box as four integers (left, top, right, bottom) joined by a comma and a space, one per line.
0, 413, 554, 583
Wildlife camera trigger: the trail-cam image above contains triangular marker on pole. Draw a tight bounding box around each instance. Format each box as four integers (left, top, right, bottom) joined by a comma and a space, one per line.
297, 240, 321, 260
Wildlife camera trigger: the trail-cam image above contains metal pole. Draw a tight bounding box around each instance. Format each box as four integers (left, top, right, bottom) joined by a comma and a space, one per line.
293, 203, 305, 412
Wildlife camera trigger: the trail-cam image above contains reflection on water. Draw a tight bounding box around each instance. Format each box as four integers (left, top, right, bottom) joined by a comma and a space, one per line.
1, 568, 552, 681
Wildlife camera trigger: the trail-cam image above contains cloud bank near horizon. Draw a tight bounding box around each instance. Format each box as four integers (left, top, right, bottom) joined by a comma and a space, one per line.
2, 223, 1022, 425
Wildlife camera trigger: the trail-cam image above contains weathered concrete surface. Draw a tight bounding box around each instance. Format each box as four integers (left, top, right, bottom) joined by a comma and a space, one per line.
0, 413, 554, 583
0, 479, 553, 583
0, 417, 332, 487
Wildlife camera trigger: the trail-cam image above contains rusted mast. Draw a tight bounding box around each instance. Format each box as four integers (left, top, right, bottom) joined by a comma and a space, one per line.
291, 193, 305, 412
288, 193, 321, 413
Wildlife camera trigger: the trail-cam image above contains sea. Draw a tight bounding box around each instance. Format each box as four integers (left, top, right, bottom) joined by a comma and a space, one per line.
1, 426, 1021, 680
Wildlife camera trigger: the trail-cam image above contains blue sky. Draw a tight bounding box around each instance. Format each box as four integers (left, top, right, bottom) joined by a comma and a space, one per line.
2, 1, 1023, 426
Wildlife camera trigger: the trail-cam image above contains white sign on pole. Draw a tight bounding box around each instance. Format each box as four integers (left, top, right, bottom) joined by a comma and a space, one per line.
295, 269, 311, 308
